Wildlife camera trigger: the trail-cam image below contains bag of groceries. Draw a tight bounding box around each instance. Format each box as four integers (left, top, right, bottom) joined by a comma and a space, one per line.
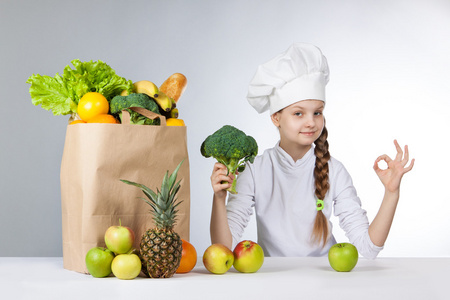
27, 60, 190, 273
60, 108, 190, 273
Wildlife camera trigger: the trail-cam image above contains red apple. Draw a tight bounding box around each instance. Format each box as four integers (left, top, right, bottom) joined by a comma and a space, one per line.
85, 247, 115, 278
328, 242, 359, 272
203, 244, 234, 274
233, 240, 264, 273
104, 220, 135, 254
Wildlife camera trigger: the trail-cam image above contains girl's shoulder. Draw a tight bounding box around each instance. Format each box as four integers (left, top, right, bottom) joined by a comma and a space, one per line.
328, 156, 353, 182
251, 145, 277, 163
329, 156, 345, 169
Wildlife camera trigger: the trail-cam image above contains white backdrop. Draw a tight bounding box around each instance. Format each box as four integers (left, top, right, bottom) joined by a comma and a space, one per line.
1, 0, 449, 257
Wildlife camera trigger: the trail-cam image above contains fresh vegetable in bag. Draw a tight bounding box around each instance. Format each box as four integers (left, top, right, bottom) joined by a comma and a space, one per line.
26, 59, 133, 117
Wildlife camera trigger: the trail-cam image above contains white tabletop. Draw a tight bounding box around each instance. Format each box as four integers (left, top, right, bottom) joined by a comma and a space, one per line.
1, 257, 448, 300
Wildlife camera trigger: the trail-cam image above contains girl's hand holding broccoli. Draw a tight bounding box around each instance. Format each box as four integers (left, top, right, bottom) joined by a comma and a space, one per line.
373, 140, 415, 194
211, 163, 236, 199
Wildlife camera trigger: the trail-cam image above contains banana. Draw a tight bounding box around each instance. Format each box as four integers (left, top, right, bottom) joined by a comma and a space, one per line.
169, 108, 179, 118
161, 106, 179, 119
153, 91, 175, 112
132, 80, 174, 112
119, 81, 159, 98
133, 80, 159, 98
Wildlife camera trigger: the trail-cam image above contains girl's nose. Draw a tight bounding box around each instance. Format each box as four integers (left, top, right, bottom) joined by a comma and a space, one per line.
305, 115, 315, 127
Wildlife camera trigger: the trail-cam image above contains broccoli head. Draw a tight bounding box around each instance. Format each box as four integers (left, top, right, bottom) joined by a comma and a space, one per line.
200, 125, 258, 194
110, 93, 161, 125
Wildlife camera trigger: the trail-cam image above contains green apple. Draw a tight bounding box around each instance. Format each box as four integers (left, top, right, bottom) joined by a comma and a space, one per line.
85, 247, 115, 278
233, 240, 264, 273
202, 244, 234, 274
104, 220, 135, 254
328, 242, 359, 272
111, 253, 142, 280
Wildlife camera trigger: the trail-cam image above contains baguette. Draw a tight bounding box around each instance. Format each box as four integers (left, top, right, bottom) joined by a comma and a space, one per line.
159, 73, 187, 103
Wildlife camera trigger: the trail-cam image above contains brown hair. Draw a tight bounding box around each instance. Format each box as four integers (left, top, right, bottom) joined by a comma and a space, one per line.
312, 124, 331, 247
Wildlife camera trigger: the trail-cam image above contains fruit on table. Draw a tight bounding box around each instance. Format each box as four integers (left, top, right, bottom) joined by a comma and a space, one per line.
87, 114, 120, 124
233, 240, 264, 273
159, 73, 187, 103
104, 220, 135, 254
77, 92, 109, 121
203, 244, 234, 274
120, 161, 184, 278
166, 118, 185, 126
111, 253, 142, 280
85, 247, 115, 278
176, 239, 198, 274
328, 242, 359, 272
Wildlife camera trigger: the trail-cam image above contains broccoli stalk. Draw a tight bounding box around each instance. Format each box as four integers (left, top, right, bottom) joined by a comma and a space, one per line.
200, 125, 258, 194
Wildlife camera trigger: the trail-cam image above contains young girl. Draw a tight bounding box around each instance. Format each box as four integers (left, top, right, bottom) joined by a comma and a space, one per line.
209, 43, 414, 258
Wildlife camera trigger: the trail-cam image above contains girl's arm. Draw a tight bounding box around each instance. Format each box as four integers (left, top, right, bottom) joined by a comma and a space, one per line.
210, 163, 234, 249
369, 140, 415, 247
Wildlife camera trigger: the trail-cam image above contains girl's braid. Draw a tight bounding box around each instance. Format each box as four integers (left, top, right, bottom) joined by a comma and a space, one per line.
312, 124, 331, 247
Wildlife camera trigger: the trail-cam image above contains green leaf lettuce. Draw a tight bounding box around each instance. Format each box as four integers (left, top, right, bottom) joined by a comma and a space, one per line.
26, 59, 134, 116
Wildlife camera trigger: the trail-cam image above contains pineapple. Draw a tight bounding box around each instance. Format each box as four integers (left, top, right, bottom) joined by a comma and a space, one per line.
121, 161, 184, 278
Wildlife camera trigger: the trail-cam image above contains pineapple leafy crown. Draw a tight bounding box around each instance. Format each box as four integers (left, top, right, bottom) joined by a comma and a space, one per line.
121, 160, 184, 230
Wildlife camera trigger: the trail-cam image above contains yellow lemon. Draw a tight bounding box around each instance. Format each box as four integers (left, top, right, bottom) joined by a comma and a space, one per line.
77, 92, 109, 121
166, 118, 185, 126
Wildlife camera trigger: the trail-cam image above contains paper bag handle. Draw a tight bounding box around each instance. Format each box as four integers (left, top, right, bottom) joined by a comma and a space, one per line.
121, 107, 167, 126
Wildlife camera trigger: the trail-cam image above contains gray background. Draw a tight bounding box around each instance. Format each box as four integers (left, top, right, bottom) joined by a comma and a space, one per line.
1, 0, 449, 257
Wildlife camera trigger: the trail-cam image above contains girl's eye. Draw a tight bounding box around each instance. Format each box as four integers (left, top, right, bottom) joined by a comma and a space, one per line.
294, 112, 303, 116
314, 112, 322, 116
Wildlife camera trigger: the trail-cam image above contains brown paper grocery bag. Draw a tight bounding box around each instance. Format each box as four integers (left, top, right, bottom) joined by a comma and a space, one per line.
60, 108, 190, 274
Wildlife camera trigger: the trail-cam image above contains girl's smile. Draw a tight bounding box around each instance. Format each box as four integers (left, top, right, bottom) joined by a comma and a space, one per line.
301, 131, 317, 136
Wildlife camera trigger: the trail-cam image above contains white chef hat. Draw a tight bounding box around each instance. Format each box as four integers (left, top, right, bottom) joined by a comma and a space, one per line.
247, 43, 329, 115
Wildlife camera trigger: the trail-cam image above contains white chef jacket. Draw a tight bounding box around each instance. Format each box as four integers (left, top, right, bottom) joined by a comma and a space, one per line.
226, 142, 383, 259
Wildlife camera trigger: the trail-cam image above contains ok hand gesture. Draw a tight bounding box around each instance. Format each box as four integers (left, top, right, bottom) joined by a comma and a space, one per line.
373, 140, 415, 193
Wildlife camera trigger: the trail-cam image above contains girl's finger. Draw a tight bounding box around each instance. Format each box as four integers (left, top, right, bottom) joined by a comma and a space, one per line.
213, 182, 232, 193
404, 158, 415, 173
219, 175, 233, 183
219, 182, 232, 190
212, 164, 229, 176
213, 162, 226, 171
373, 160, 381, 172
374, 155, 389, 172
401, 145, 410, 167
394, 139, 403, 161
376, 154, 392, 164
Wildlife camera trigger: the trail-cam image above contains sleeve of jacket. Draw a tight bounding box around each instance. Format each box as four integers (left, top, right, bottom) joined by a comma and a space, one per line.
226, 162, 256, 249
331, 160, 384, 259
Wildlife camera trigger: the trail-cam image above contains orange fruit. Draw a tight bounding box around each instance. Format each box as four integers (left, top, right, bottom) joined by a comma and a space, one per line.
176, 239, 197, 273
69, 120, 86, 125
87, 114, 120, 124
77, 92, 109, 121
166, 118, 185, 126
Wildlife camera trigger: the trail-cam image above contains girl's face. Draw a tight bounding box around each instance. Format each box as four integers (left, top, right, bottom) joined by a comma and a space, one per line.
271, 100, 325, 160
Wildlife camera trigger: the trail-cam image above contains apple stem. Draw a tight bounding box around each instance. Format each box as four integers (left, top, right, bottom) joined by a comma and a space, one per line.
119, 218, 122, 227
